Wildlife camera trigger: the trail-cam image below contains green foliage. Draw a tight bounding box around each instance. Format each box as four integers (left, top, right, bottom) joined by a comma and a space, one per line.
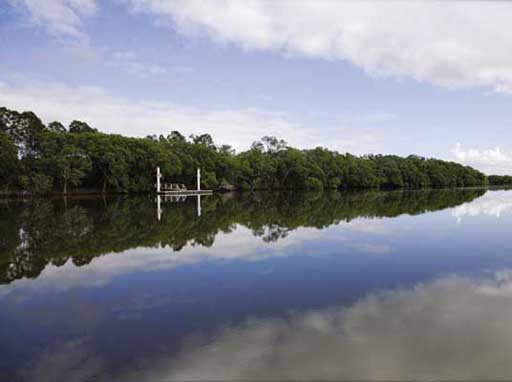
168, 130, 186, 142
0, 107, 491, 194
48, 121, 66, 133
19, 174, 53, 194
305, 177, 323, 189
191, 133, 215, 148
488, 175, 512, 186
0, 132, 20, 192
69, 120, 97, 133
40, 132, 92, 193
0, 107, 45, 157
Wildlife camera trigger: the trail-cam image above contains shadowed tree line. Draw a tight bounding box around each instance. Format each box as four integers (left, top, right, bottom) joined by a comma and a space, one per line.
0, 188, 486, 284
488, 175, 512, 186
0, 107, 489, 194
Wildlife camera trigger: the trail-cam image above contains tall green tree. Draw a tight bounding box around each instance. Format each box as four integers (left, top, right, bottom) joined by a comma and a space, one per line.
41, 133, 92, 193
48, 121, 66, 133
85, 135, 130, 193
69, 120, 96, 134
0, 131, 20, 192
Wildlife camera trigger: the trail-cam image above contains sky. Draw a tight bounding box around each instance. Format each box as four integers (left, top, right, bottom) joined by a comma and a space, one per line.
1, 1, 512, 174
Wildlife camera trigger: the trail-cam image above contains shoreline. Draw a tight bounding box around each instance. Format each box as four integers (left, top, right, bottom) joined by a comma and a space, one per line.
1, 185, 510, 200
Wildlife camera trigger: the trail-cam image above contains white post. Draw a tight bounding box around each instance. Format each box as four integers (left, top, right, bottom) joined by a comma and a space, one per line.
197, 168, 201, 191
157, 195, 162, 221
156, 166, 161, 193
197, 194, 202, 217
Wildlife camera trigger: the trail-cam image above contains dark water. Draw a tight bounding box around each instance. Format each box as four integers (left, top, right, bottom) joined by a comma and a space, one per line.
2, 188, 512, 381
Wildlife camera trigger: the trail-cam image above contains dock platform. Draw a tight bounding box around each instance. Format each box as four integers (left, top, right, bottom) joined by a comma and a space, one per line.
157, 189, 213, 195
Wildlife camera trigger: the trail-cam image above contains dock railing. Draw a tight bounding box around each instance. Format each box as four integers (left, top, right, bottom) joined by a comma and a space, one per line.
160, 183, 187, 191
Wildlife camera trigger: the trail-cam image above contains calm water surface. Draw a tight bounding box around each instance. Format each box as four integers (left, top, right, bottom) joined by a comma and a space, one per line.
2, 189, 512, 381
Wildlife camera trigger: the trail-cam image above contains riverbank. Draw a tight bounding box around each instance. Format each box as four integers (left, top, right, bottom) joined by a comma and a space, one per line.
2, 184, 511, 200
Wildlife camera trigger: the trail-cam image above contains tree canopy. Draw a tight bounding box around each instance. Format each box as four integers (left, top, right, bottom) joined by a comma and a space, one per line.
0, 106, 490, 194
488, 175, 512, 186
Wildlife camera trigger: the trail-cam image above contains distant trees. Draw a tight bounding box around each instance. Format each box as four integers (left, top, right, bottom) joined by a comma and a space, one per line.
488, 175, 512, 186
40, 132, 92, 193
48, 121, 66, 133
0, 107, 45, 158
191, 133, 215, 148
251, 135, 287, 153
168, 131, 186, 142
86, 134, 129, 193
69, 120, 96, 134
0, 106, 491, 194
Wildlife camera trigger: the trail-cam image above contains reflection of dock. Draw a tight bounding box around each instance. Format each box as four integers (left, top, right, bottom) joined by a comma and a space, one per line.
158, 194, 188, 203
156, 194, 207, 220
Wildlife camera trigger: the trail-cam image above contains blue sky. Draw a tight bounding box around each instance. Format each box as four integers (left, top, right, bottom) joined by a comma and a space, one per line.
1, 1, 512, 174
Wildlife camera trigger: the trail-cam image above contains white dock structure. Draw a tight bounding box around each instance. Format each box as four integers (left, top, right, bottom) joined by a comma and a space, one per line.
155, 166, 211, 220
155, 166, 212, 195
156, 166, 161, 193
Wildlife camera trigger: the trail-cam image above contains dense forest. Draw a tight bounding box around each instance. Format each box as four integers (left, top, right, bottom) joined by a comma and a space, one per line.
0, 106, 494, 194
488, 175, 512, 186
0, 188, 486, 283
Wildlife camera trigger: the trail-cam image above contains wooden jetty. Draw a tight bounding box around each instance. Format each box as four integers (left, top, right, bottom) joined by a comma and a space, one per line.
155, 167, 212, 220
155, 167, 213, 195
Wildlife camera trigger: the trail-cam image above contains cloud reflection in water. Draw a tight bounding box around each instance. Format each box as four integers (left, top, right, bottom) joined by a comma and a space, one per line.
143, 270, 512, 381
452, 190, 512, 221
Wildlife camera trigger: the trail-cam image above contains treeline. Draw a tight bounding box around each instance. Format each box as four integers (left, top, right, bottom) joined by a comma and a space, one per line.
0, 189, 486, 283
488, 175, 512, 186
0, 107, 488, 194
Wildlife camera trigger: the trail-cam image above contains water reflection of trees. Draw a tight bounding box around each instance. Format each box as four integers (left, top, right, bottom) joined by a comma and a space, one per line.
0, 188, 486, 284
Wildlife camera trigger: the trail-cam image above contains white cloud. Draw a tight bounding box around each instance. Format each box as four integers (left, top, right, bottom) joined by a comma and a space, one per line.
358, 112, 396, 125
10, 0, 97, 38
111, 51, 137, 60
0, 76, 382, 153
452, 142, 512, 175
107, 50, 168, 78
126, 0, 512, 93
